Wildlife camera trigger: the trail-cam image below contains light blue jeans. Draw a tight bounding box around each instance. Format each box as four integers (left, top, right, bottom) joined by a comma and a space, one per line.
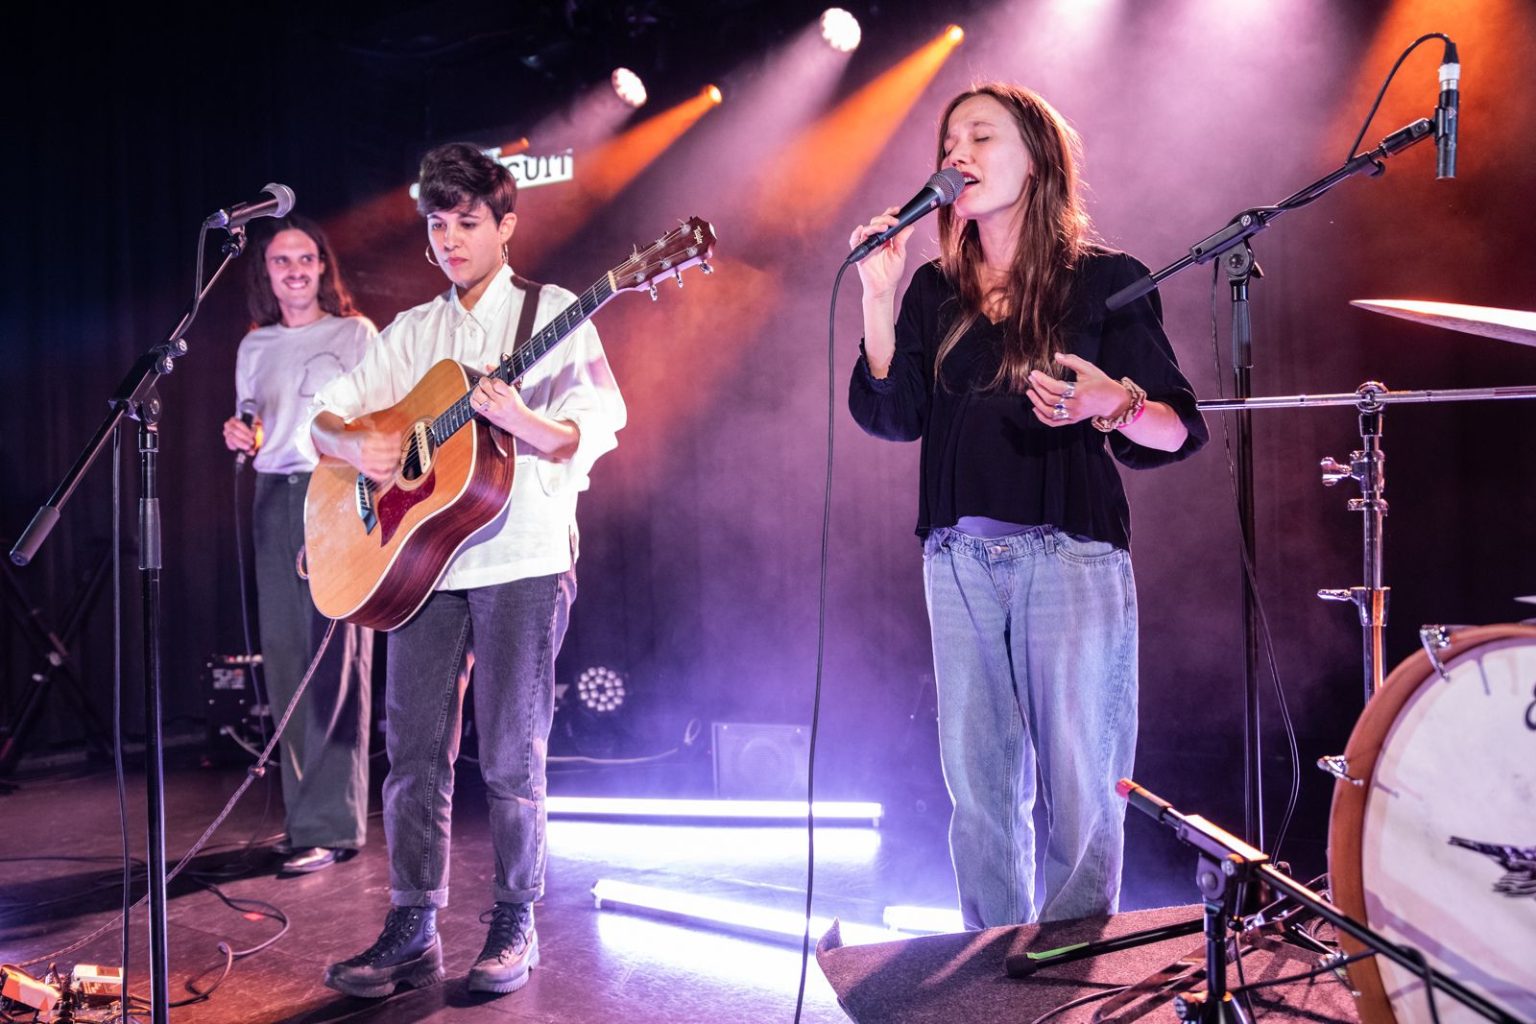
923, 525, 1138, 928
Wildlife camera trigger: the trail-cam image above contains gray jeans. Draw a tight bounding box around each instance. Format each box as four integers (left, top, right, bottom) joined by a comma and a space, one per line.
381, 570, 574, 908
252, 472, 373, 849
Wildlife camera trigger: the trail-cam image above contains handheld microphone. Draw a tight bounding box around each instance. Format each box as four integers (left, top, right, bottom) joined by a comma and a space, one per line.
204, 183, 297, 230
1436, 39, 1459, 180
235, 399, 258, 468
845, 168, 967, 265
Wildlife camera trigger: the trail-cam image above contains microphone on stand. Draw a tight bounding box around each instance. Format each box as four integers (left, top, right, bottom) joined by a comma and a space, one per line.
234, 399, 259, 468
845, 168, 968, 265
204, 183, 296, 230
1435, 39, 1459, 180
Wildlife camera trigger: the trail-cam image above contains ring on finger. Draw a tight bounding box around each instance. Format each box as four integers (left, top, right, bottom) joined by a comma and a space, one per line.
1052, 402, 1068, 421
1063, 383, 1076, 399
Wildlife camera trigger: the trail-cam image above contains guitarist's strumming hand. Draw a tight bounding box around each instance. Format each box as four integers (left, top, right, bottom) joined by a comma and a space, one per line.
473, 367, 581, 461
312, 411, 402, 486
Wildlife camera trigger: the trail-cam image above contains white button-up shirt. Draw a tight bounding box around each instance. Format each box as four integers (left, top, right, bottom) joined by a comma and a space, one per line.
300, 265, 626, 589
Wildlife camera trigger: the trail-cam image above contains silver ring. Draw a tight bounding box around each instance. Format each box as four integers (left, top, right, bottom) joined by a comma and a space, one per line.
1063, 383, 1076, 399
1052, 405, 1068, 421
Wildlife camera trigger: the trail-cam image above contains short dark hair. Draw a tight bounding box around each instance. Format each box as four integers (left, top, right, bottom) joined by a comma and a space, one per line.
245, 214, 360, 329
415, 142, 517, 222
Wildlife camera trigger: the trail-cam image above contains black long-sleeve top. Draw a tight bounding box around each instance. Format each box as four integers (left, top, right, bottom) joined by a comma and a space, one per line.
848, 248, 1208, 550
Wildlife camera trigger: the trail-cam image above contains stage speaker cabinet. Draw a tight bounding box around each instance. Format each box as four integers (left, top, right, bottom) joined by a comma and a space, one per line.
202, 653, 268, 761
711, 722, 808, 800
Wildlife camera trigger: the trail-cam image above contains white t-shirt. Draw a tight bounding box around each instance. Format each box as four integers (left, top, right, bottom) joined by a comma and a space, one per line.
235, 314, 377, 475
300, 265, 627, 589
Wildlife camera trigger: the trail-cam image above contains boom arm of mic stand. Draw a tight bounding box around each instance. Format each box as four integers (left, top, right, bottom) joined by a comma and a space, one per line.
1120, 778, 1525, 1024
1106, 117, 1435, 312
9, 241, 243, 567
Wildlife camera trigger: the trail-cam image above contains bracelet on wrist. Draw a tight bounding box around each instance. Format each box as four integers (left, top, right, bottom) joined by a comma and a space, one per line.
1091, 377, 1148, 432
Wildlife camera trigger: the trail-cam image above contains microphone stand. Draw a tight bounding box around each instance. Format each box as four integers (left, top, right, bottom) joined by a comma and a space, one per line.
1106, 115, 1436, 852
11, 225, 250, 1024
1009, 780, 1524, 1024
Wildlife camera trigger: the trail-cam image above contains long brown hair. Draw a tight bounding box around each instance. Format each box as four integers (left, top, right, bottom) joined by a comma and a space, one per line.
245, 214, 360, 329
933, 83, 1092, 393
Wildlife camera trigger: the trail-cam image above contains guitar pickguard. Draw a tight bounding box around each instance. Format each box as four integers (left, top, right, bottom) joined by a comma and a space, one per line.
373, 471, 438, 547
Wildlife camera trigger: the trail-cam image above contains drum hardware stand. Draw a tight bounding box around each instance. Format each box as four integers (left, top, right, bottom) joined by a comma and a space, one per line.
9, 225, 250, 1024
1197, 384, 1536, 788
1115, 113, 1437, 851
1316, 381, 1390, 706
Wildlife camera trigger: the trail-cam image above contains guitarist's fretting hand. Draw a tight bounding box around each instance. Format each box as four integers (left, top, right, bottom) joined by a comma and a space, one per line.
312, 411, 402, 486
472, 367, 581, 461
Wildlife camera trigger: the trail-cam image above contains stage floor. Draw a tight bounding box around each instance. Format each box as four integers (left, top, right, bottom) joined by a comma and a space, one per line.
0, 746, 1324, 1023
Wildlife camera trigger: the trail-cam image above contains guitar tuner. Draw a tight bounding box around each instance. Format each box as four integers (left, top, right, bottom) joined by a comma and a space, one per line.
700, 262, 713, 274
674, 269, 684, 288
647, 284, 659, 301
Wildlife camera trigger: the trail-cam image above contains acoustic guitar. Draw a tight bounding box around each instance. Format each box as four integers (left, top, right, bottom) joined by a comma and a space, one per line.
303, 217, 717, 630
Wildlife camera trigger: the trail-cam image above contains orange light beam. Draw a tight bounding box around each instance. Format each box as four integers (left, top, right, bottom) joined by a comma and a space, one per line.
753, 26, 963, 237
517, 87, 721, 269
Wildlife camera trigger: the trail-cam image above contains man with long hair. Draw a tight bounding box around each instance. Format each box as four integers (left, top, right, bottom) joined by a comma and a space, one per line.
305, 143, 625, 998
848, 83, 1208, 928
222, 215, 376, 875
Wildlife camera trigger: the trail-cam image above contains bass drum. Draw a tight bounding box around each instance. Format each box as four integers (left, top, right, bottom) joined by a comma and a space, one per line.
1329, 624, 1536, 1024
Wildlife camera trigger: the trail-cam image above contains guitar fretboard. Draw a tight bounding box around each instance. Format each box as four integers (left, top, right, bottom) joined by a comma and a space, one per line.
428, 273, 617, 449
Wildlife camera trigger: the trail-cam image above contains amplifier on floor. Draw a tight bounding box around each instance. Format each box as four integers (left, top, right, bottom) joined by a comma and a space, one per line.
711, 722, 808, 800
202, 653, 269, 762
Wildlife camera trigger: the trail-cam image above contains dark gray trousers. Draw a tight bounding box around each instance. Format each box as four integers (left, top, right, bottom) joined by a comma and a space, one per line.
252, 471, 372, 849
381, 571, 574, 908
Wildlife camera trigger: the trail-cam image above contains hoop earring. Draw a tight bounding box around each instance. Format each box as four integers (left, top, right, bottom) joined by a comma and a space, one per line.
500, 243, 509, 264
424, 247, 440, 267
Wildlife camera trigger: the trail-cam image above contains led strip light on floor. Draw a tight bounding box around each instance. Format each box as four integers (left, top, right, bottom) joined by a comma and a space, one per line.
591, 879, 893, 946
548, 796, 883, 826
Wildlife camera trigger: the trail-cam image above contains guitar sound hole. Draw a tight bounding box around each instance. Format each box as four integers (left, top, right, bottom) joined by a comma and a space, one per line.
400, 428, 433, 483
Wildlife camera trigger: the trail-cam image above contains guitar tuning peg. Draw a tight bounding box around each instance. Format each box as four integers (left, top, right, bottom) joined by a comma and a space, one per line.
631, 245, 641, 259
674, 269, 684, 288
700, 261, 713, 274
647, 283, 659, 302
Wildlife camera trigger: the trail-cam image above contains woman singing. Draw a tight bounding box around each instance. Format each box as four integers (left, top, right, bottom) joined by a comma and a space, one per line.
848, 83, 1208, 928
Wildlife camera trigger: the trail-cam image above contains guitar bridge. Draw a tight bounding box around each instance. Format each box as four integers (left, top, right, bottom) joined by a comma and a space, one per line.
355, 474, 378, 534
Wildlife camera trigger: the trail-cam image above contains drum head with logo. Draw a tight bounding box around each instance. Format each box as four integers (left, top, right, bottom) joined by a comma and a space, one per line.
1329, 624, 1536, 1024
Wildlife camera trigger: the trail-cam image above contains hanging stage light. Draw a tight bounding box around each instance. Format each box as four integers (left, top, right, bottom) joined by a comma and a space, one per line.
820, 8, 862, 53
611, 67, 648, 108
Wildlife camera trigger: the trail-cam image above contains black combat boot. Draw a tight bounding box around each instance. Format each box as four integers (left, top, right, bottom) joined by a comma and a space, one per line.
324, 905, 444, 998
467, 902, 539, 994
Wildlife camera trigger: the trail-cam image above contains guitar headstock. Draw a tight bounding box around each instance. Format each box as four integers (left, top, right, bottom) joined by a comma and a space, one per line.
612, 217, 718, 299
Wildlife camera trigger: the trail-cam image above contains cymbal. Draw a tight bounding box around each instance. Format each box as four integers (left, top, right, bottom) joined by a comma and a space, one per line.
1351, 299, 1536, 348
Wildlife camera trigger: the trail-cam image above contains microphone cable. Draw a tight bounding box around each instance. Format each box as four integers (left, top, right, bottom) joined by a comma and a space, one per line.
791, 259, 856, 1024
1345, 33, 1454, 162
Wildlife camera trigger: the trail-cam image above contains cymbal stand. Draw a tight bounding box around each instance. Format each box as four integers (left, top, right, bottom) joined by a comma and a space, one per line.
1316, 383, 1389, 705
1197, 382, 1536, 711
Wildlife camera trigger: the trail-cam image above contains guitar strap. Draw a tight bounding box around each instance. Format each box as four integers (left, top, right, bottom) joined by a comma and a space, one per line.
509, 272, 544, 355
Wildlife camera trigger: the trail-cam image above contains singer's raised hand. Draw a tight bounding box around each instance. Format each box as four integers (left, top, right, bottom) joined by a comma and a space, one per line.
850, 207, 911, 298
850, 207, 910, 380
